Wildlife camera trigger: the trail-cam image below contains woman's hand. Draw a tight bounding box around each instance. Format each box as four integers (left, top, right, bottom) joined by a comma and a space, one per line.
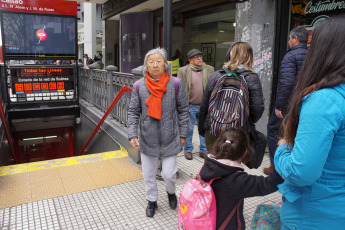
180, 137, 186, 147
278, 139, 286, 146
130, 138, 140, 150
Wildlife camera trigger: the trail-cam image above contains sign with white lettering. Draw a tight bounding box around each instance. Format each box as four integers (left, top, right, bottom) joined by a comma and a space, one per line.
0, 0, 77, 16
291, 0, 345, 44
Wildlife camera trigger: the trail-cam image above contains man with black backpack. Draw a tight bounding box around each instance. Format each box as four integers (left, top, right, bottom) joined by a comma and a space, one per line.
198, 42, 265, 167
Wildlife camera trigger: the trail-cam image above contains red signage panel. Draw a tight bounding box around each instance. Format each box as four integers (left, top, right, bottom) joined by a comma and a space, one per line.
0, 0, 77, 16
10, 65, 75, 94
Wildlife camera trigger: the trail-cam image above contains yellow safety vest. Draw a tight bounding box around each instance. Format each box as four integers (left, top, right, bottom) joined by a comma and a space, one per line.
171, 58, 180, 75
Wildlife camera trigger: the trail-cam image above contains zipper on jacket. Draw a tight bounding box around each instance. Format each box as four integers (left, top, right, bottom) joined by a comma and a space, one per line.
157, 120, 162, 157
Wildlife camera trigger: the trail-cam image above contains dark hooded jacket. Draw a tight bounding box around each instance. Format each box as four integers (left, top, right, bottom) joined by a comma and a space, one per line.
198, 67, 264, 136
199, 156, 283, 230
275, 43, 308, 114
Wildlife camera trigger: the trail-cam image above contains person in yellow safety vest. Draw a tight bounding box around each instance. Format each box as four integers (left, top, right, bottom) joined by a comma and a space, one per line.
171, 49, 183, 77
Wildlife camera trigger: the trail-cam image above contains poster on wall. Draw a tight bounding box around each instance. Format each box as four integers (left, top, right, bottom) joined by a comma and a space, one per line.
201, 43, 216, 67
291, 0, 345, 46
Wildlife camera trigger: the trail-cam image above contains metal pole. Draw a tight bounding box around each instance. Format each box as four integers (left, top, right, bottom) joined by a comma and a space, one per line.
0, 98, 18, 163
163, 0, 172, 60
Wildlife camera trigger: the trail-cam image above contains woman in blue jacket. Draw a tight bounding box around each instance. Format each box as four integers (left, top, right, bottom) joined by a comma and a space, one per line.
274, 16, 345, 229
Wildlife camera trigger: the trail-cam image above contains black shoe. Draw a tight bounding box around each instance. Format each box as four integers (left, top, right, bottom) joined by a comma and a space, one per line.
167, 193, 177, 209
146, 201, 157, 217
184, 152, 193, 160
199, 152, 207, 159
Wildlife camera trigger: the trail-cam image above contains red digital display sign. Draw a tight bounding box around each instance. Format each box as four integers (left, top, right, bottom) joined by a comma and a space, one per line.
11, 66, 74, 94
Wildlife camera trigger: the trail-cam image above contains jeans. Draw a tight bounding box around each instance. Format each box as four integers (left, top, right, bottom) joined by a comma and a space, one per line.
267, 109, 283, 166
184, 104, 207, 153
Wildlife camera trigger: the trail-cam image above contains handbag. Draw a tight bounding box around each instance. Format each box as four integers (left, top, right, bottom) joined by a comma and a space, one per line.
244, 120, 267, 169
250, 203, 282, 230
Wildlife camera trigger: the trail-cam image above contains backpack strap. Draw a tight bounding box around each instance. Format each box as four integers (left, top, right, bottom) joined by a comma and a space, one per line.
173, 77, 179, 102
219, 199, 243, 230
135, 80, 142, 113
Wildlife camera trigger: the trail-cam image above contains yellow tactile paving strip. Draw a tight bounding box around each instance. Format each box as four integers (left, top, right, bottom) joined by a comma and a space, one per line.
0, 147, 143, 209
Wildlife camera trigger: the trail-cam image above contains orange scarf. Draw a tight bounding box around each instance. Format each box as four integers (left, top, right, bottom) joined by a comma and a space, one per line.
145, 72, 171, 120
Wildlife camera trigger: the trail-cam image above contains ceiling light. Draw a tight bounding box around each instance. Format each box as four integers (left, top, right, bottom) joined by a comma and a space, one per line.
23, 136, 58, 141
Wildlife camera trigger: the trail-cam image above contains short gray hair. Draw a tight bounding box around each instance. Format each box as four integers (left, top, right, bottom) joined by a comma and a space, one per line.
290, 26, 308, 44
142, 47, 171, 76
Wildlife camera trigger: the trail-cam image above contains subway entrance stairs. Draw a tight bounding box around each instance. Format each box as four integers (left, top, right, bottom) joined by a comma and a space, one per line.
0, 127, 282, 230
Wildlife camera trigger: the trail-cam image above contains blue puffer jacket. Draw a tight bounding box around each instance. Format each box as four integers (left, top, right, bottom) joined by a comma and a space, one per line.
274, 84, 345, 229
275, 43, 308, 113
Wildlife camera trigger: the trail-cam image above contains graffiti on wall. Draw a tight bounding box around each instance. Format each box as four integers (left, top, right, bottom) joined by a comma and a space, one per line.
253, 52, 272, 73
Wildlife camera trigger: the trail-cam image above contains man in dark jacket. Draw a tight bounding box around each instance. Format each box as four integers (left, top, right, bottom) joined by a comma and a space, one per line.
264, 26, 308, 174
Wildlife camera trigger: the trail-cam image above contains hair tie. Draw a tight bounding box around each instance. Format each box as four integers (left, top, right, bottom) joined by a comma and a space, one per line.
225, 140, 232, 144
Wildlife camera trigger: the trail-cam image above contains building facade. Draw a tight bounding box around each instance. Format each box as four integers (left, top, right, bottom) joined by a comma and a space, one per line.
97, 0, 345, 132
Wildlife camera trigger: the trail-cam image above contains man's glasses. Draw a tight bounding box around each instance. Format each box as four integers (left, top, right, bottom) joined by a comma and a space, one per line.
191, 54, 202, 59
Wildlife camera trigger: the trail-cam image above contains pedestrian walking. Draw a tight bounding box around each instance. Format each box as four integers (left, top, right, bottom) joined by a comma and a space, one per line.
127, 47, 189, 217
199, 128, 283, 230
264, 26, 308, 175
274, 16, 345, 229
178, 48, 214, 160
198, 42, 264, 151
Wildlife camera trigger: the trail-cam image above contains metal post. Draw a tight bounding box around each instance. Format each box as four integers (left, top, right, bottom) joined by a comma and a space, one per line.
90, 70, 95, 104
163, 0, 172, 59
107, 70, 114, 109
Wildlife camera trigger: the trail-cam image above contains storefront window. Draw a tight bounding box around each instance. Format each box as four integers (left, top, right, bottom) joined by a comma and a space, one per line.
184, 9, 236, 70
291, 0, 345, 46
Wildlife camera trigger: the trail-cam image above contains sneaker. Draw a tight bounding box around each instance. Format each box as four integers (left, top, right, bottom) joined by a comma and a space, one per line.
146, 201, 158, 217
199, 152, 207, 159
263, 165, 274, 175
184, 152, 193, 160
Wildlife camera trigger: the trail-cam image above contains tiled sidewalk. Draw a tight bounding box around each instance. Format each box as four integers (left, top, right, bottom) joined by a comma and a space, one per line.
0, 126, 281, 229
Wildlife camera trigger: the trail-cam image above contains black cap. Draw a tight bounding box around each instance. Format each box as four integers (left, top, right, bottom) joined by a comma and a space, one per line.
187, 49, 202, 59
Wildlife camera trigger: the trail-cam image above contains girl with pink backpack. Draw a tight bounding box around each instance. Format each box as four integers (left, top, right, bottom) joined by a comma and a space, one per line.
179, 128, 283, 230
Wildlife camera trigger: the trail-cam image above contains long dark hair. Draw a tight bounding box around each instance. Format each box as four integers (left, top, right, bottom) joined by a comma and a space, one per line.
211, 128, 254, 164
283, 16, 345, 148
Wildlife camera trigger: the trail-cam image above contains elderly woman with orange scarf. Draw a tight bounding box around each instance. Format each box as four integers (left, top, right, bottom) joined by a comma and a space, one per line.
128, 48, 189, 217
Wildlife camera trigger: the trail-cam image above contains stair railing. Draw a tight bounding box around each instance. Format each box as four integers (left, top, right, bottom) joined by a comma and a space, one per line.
0, 98, 19, 163
77, 85, 132, 156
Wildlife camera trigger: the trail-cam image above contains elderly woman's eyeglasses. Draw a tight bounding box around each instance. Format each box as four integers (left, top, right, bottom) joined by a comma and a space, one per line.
148, 60, 164, 66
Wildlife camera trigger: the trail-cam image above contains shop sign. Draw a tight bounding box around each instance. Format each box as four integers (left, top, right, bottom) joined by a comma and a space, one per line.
305, 0, 345, 14
292, 0, 345, 16
0, 0, 77, 16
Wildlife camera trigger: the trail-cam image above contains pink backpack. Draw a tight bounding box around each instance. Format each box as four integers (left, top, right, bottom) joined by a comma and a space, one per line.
178, 168, 242, 230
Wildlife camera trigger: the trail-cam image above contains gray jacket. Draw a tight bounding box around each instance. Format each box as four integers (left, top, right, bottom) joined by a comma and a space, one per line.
128, 76, 189, 157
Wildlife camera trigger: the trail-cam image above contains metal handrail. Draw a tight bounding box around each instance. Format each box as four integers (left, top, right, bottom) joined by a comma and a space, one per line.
0, 98, 18, 163
77, 85, 133, 156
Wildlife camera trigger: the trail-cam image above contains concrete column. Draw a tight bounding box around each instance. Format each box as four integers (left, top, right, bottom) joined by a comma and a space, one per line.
163, 0, 172, 59
84, 3, 97, 59
235, 0, 276, 134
